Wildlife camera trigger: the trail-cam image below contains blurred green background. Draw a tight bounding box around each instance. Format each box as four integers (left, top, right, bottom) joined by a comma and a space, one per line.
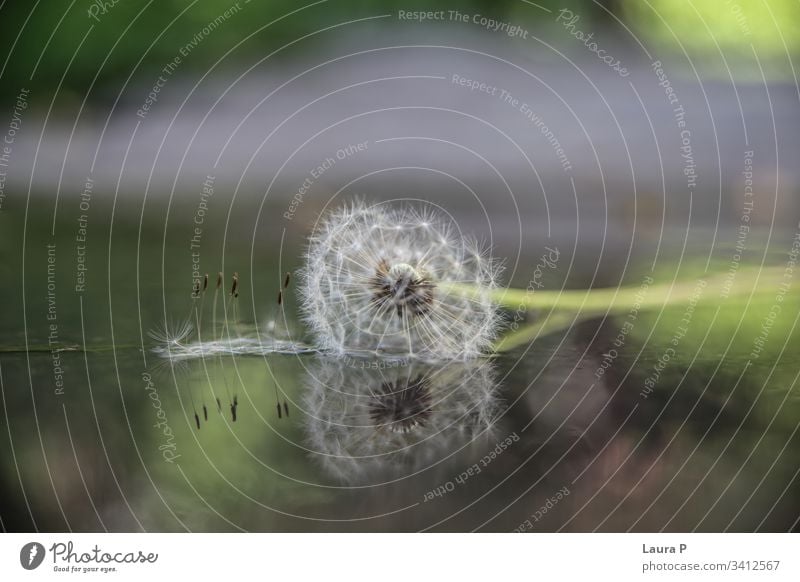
2, 0, 799, 105
1, 0, 799, 533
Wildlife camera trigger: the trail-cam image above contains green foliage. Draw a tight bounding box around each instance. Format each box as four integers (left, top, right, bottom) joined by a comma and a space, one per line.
0, 0, 616, 101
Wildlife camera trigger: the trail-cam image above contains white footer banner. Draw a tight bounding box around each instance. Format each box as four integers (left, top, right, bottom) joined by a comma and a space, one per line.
0, 533, 797, 581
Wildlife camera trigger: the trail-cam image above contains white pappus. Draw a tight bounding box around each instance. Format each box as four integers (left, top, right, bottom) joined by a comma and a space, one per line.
298, 202, 502, 359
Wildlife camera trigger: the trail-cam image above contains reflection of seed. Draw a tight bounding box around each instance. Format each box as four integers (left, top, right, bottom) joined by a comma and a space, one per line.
216, 272, 223, 290
277, 402, 282, 419
284, 272, 291, 288
277, 290, 282, 306
192, 280, 200, 296
283, 401, 289, 417
231, 403, 237, 422
195, 413, 200, 430
368, 376, 432, 433
203, 405, 208, 421
216, 397, 221, 411
203, 273, 208, 292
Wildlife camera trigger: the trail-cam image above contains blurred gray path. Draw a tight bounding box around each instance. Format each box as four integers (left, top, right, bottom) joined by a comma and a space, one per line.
5, 32, 800, 242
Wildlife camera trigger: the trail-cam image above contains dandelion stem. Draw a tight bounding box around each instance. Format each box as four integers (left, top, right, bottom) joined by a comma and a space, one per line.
493, 311, 587, 353
442, 266, 784, 314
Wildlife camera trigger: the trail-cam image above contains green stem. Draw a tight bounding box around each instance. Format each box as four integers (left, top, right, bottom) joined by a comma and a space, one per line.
493, 311, 587, 353
3, 268, 785, 356
444, 266, 784, 313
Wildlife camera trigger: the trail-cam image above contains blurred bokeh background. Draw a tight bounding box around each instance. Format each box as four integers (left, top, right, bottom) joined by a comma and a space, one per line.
1, 0, 799, 532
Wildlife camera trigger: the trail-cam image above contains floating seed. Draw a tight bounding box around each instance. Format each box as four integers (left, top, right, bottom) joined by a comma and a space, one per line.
284, 272, 291, 288
203, 273, 209, 293
277, 402, 282, 419
203, 404, 208, 421
216, 272, 223, 290
194, 413, 200, 430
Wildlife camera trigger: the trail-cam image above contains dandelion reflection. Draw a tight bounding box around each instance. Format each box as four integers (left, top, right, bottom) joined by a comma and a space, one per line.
302, 356, 502, 484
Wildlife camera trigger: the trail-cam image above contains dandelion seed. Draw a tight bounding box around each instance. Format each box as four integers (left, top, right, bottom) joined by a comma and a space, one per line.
147, 319, 194, 348
148, 354, 191, 379
299, 202, 501, 359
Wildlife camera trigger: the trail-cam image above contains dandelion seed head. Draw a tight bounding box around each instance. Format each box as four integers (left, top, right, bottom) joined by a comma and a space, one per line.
299, 201, 501, 359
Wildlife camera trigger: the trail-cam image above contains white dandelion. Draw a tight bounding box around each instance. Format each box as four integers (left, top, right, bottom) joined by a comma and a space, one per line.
303, 357, 501, 484
299, 202, 502, 359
